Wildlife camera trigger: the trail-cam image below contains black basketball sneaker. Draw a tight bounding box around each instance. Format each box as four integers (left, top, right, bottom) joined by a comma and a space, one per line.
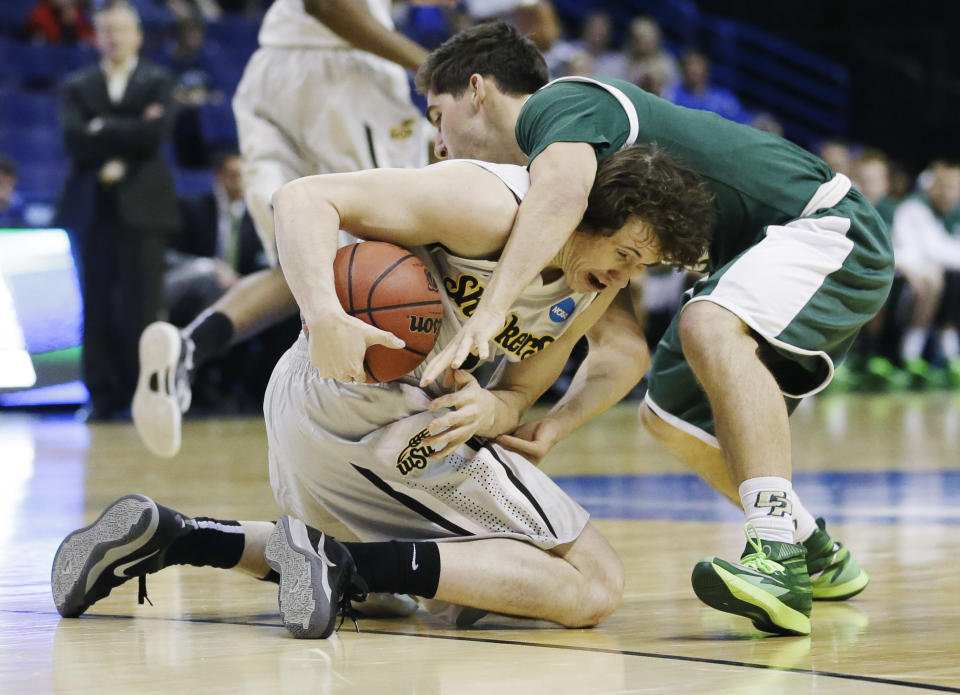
265, 516, 368, 639
51, 494, 193, 617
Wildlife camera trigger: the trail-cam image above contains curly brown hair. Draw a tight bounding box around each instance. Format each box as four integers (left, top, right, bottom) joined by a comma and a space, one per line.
580, 144, 715, 269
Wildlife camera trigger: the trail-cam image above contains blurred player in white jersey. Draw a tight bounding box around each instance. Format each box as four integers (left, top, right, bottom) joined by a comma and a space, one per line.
133, 0, 435, 458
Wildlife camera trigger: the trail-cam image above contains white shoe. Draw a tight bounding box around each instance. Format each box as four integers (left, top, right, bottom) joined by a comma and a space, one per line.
132, 322, 193, 458
352, 592, 419, 618
420, 598, 488, 627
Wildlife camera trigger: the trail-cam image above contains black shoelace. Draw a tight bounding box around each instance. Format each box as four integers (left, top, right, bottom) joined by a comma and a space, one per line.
137, 574, 153, 607
335, 578, 369, 634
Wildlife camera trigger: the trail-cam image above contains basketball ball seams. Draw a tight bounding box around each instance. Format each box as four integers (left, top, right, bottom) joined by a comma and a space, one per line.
364, 358, 383, 383
366, 253, 417, 313
403, 346, 429, 357
346, 243, 360, 314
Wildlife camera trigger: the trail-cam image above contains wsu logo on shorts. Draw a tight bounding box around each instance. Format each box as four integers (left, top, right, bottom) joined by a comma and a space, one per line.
397, 427, 434, 475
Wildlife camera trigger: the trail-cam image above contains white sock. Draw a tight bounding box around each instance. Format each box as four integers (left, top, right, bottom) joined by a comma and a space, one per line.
788, 490, 819, 543
940, 328, 960, 360
902, 327, 927, 361
739, 476, 796, 544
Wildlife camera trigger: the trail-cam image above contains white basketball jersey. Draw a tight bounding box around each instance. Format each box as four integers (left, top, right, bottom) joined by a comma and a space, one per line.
258, 0, 394, 49
411, 160, 597, 376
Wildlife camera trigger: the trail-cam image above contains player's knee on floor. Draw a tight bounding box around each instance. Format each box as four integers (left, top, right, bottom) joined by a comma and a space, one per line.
563, 547, 624, 628
564, 572, 623, 628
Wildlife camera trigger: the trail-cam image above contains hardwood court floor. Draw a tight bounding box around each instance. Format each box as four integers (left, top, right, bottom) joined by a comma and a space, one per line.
1, 392, 959, 694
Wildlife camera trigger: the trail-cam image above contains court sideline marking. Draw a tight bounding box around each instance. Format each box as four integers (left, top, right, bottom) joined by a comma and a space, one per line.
5, 609, 960, 693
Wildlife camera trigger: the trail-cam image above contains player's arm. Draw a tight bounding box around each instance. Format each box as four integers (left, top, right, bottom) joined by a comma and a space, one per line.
272, 164, 517, 381
497, 288, 649, 464
423, 284, 619, 458
420, 141, 597, 385
302, 0, 429, 71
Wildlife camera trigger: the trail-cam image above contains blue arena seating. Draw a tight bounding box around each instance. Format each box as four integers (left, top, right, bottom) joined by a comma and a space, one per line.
175, 168, 216, 197
204, 15, 260, 55
16, 161, 65, 199
550, 0, 850, 147
198, 100, 239, 149
0, 89, 59, 127
1, 2, 854, 208
0, 0, 34, 36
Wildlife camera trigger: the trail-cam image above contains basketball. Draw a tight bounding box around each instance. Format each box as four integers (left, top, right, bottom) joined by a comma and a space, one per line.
333, 241, 444, 383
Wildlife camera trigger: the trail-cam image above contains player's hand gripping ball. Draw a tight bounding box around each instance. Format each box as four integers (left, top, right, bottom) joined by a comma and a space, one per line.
333, 241, 443, 382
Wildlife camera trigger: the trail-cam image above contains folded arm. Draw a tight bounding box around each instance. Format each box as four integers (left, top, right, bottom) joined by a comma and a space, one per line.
61, 74, 175, 164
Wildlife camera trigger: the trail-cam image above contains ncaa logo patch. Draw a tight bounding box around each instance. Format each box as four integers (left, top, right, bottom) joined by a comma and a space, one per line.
549, 297, 575, 323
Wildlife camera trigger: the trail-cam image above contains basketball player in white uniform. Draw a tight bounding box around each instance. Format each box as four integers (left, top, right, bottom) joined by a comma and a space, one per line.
133, 0, 432, 458
53, 146, 715, 637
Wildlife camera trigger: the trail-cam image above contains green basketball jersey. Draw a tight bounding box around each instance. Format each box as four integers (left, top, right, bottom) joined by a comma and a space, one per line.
515, 77, 839, 270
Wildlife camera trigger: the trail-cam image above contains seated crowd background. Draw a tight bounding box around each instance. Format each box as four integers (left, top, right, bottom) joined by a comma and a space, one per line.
1, 0, 958, 417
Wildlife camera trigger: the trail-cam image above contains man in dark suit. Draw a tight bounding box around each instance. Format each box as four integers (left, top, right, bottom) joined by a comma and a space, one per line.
56, 2, 178, 420
164, 152, 266, 328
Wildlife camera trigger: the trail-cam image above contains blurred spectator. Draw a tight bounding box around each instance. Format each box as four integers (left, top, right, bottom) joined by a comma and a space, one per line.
163, 151, 263, 327
163, 151, 275, 411
844, 149, 895, 386
26, 0, 95, 44
623, 17, 678, 94
541, 28, 578, 78
167, 0, 223, 22
565, 49, 593, 77
819, 138, 851, 176
852, 149, 893, 224
56, 2, 178, 420
510, 0, 560, 54
161, 17, 223, 167
0, 157, 27, 228
577, 12, 625, 79
664, 50, 746, 123
750, 111, 784, 137
891, 162, 960, 385
166, 16, 208, 73
888, 160, 913, 201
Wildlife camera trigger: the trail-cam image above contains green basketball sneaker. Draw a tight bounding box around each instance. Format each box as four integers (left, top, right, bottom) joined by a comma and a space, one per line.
692, 524, 812, 636
803, 518, 869, 601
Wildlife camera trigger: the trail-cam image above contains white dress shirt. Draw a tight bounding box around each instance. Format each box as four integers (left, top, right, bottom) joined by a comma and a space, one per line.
97, 56, 138, 184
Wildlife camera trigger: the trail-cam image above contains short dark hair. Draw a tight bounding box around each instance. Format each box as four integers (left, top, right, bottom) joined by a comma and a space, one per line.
0, 155, 17, 178
211, 149, 240, 173
415, 21, 548, 97
580, 145, 715, 269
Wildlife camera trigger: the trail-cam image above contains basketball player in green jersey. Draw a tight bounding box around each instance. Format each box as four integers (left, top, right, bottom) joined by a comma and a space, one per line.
417, 22, 892, 636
